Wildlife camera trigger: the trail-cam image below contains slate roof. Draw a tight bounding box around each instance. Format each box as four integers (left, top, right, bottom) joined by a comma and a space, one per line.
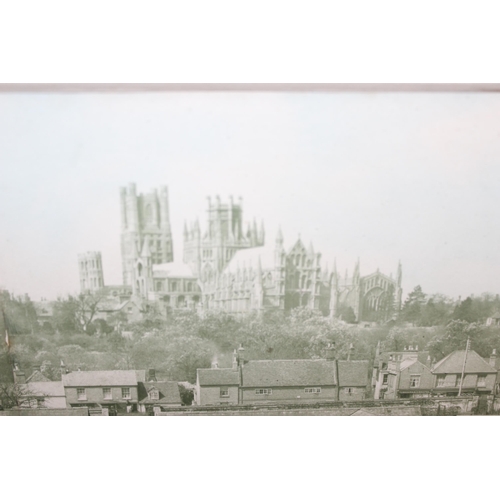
432, 350, 496, 374
62, 370, 139, 387
337, 360, 369, 387
197, 368, 239, 386
138, 381, 182, 405
26, 381, 66, 397
241, 359, 336, 388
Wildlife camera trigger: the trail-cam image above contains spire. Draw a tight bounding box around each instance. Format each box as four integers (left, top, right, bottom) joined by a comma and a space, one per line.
276, 226, 284, 245
397, 260, 402, 286
333, 257, 337, 276
259, 219, 265, 244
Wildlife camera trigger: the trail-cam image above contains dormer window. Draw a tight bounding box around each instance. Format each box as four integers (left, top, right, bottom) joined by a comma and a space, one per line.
149, 388, 159, 400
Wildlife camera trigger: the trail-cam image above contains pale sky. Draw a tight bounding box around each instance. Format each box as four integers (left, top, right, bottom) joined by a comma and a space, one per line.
1, 90, 500, 301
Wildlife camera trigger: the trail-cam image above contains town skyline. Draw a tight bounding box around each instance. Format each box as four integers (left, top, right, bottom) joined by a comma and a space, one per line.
1, 91, 500, 300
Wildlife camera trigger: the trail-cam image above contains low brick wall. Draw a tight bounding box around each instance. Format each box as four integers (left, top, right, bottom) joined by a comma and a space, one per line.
155, 397, 482, 416
0, 408, 89, 416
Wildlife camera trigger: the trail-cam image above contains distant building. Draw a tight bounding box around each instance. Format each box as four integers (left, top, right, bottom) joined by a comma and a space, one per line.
78, 185, 403, 322
120, 183, 174, 286
78, 251, 105, 293
486, 312, 500, 326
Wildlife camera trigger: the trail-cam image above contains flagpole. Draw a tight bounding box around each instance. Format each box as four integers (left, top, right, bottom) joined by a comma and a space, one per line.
458, 337, 470, 397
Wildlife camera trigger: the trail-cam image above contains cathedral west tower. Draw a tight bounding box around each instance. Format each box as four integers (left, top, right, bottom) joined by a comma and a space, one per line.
120, 183, 173, 286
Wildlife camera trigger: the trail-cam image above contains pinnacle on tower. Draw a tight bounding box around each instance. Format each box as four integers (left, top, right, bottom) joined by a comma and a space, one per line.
276, 226, 284, 244
308, 241, 315, 256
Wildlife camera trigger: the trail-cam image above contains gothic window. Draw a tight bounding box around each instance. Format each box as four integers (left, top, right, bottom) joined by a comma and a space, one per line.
156, 281, 163, 292
295, 255, 300, 266
171, 281, 178, 292
301, 275, 306, 289
302, 255, 306, 267
187, 282, 193, 292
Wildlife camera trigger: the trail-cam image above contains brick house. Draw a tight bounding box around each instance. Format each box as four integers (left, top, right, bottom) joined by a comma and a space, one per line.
431, 349, 497, 397
138, 381, 182, 414
62, 370, 145, 414
337, 360, 369, 401
240, 359, 339, 404
195, 367, 240, 406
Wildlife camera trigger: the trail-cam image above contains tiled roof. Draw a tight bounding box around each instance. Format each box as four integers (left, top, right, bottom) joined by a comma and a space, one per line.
138, 381, 181, 405
241, 359, 336, 387
197, 368, 239, 386
432, 350, 496, 374
26, 381, 66, 397
337, 360, 369, 387
62, 370, 139, 387
26, 370, 51, 383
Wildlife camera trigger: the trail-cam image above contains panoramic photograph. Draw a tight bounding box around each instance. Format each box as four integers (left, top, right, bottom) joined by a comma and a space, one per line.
1, 86, 500, 416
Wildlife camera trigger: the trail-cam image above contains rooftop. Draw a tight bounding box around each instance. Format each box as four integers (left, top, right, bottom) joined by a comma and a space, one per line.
432, 350, 496, 374
197, 368, 239, 386
26, 381, 66, 397
242, 359, 336, 388
337, 360, 369, 387
138, 381, 182, 405
224, 244, 277, 274
62, 370, 142, 387
153, 261, 195, 278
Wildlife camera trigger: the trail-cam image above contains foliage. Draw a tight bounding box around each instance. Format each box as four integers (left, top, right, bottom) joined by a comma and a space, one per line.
0, 383, 46, 409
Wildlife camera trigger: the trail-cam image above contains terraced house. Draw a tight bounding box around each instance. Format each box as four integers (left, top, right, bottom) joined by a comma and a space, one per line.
195, 353, 369, 406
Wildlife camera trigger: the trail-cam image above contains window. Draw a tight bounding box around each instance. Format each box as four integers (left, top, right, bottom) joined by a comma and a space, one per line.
477, 375, 486, 388
304, 387, 321, 393
171, 281, 178, 292
437, 375, 446, 387
77, 388, 87, 401
255, 389, 272, 395
149, 389, 159, 400
156, 281, 163, 292
220, 387, 229, 398
410, 376, 420, 388
103, 388, 112, 400
382, 374, 388, 385
122, 387, 131, 400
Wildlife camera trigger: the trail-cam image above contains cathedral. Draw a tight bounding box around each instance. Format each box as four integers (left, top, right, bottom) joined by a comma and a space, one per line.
78, 183, 403, 323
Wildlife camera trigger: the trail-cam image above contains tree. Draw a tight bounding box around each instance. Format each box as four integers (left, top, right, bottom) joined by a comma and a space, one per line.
400, 286, 427, 325
0, 383, 47, 409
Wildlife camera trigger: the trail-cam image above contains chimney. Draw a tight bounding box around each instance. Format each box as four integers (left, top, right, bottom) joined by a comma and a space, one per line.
325, 342, 336, 361
13, 368, 26, 384
347, 343, 354, 361
489, 349, 497, 368
237, 344, 245, 365
148, 369, 157, 382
